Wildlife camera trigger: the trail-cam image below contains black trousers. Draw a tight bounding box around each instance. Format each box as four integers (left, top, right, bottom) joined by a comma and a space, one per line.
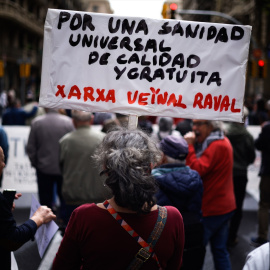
228, 174, 248, 241
36, 169, 66, 219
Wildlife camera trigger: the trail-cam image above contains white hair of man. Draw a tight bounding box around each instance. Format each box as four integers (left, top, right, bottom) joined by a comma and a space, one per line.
208, 120, 224, 131
71, 110, 92, 122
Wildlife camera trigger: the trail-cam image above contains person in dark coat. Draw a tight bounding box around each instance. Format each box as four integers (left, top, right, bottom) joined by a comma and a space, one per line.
250, 101, 270, 247
248, 98, 268, 125
225, 108, 256, 247
152, 135, 204, 270
2, 93, 38, 126
0, 146, 56, 270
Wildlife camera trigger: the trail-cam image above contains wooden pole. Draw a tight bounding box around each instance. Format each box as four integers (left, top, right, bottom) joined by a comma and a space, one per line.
128, 115, 138, 130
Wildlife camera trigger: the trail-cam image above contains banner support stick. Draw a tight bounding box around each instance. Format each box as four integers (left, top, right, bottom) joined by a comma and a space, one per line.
128, 115, 138, 130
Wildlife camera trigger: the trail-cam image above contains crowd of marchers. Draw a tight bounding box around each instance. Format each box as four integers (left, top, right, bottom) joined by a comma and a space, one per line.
0, 89, 270, 270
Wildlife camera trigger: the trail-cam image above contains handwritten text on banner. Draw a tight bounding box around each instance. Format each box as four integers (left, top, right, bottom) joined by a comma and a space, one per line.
39, 9, 252, 122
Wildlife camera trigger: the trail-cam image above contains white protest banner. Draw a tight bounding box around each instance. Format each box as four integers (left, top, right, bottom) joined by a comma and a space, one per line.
2, 126, 37, 192
39, 9, 252, 122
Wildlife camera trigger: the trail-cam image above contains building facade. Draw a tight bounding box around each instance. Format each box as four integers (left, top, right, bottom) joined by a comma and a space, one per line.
81, 0, 113, 14
179, 0, 270, 100
0, 0, 112, 104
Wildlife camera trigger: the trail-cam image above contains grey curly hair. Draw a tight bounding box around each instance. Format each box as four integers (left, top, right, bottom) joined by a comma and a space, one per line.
93, 127, 162, 213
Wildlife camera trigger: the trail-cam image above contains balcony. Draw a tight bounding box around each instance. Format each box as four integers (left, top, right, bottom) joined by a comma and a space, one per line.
0, 46, 42, 66
0, 1, 43, 36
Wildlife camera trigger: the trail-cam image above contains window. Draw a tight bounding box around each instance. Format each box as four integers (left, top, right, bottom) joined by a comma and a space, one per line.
92, 5, 99, 12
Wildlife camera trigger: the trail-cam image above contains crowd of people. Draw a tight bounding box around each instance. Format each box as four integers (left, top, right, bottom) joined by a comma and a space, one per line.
0, 89, 270, 269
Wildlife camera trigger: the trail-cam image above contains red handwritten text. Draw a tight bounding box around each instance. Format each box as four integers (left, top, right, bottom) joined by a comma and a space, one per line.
55, 85, 116, 103
127, 87, 187, 108
193, 92, 241, 113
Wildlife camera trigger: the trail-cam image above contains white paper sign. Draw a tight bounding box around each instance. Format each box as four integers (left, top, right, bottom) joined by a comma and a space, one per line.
30, 195, 59, 258
39, 9, 251, 122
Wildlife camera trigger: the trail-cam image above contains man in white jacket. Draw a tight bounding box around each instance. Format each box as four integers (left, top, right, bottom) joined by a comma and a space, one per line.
243, 243, 270, 270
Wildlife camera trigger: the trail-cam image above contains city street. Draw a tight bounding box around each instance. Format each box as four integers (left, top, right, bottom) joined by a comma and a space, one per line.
1, 0, 269, 268
12, 180, 264, 270
7, 125, 264, 270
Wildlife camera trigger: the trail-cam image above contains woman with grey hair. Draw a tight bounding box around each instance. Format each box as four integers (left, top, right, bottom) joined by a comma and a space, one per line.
53, 128, 185, 270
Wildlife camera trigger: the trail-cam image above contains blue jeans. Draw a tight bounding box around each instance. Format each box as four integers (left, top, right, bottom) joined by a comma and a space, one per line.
203, 211, 234, 270
228, 175, 248, 241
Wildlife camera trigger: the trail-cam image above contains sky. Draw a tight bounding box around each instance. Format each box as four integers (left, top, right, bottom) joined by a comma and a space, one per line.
108, 0, 165, 19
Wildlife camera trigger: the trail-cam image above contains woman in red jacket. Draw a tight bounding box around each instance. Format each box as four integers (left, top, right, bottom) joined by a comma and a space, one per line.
184, 120, 236, 270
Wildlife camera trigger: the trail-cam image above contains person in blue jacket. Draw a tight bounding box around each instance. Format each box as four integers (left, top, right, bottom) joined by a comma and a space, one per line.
250, 101, 270, 247
2, 95, 38, 126
152, 135, 205, 270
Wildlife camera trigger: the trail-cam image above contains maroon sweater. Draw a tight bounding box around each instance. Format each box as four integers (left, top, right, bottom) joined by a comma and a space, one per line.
53, 204, 184, 270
